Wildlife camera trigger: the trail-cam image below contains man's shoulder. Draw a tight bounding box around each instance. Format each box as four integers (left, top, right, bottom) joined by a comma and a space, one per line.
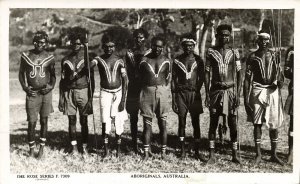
141, 55, 150, 62
248, 51, 257, 58
193, 54, 203, 62
206, 47, 217, 54
175, 53, 185, 60
113, 54, 123, 62
208, 46, 217, 51
62, 52, 72, 62
144, 49, 152, 56
100, 54, 123, 64
21, 49, 36, 58
22, 49, 32, 56
39, 50, 54, 58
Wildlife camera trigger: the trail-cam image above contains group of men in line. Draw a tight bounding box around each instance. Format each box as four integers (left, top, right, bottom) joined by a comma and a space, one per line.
18, 24, 293, 165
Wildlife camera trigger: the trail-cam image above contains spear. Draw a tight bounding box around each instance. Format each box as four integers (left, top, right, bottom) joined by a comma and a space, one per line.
271, 9, 283, 128
232, 23, 241, 160
84, 32, 98, 159
277, 9, 283, 125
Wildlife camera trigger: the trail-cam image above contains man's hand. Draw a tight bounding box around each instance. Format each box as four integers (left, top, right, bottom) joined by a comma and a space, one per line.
234, 96, 240, 109
270, 80, 283, 90
277, 81, 284, 89
69, 72, 78, 81
172, 101, 179, 114
244, 101, 253, 118
172, 94, 179, 114
40, 84, 53, 95
24, 86, 37, 97
118, 101, 125, 112
205, 95, 210, 108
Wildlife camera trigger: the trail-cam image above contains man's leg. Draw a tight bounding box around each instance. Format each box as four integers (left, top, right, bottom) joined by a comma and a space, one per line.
129, 111, 139, 153
269, 129, 284, 165
142, 117, 152, 161
288, 115, 293, 164
37, 117, 48, 159
68, 115, 78, 154
80, 115, 89, 154
102, 123, 109, 157
116, 133, 122, 157
218, 116, 227, 153
28, 121, 37, 157
207, 113, 219, 164
158, 117, 167, 160
191, 113, 202, 160
254, 124, 262, 164
178, 114, 187, 158
228, 114, 241, 164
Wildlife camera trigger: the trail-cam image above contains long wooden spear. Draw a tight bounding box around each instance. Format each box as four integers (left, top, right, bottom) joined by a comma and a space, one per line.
84, 32, 98, 159
232, 24, 241, 159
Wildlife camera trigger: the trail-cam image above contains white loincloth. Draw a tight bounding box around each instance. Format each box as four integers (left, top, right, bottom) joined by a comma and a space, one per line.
100, 87, 128, 135
250, 81, 284, 129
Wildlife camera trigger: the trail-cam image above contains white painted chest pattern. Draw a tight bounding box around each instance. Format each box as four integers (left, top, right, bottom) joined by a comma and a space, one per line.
140, 59, 170, 78
252, 53, 274, 80
95, 56, 124, 83
63, 57, 85, 78
174, 59, 197, 79
208, 48, 235, 78
22, 52, 54, 78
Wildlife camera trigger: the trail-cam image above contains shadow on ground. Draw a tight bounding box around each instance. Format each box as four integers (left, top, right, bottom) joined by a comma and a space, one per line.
10, 129, 287, 162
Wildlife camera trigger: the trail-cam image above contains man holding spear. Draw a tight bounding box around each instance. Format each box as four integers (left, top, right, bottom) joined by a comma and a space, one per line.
244, 30, 284, 165
59, 27, 95, 155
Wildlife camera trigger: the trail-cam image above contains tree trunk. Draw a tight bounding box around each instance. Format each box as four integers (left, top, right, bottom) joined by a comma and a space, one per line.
211, 20, 221, 46
258, 9, 265, 32
194, 24, 201, 55
199, 25, 209, 60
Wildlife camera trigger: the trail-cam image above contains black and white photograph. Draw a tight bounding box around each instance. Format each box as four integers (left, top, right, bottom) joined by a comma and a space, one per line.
1, 0, 299, 184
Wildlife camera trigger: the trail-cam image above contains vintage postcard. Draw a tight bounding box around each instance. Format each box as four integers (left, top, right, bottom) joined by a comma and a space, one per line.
1, 0, 299, 183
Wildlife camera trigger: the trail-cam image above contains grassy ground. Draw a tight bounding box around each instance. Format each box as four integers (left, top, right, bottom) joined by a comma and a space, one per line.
9, 47, 292, 173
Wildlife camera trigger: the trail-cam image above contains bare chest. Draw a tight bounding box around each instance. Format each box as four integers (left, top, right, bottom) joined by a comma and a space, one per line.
97, 57, 123, 82
174, 58, 197, 79
64, 54, 85, 71
22, 52, 54, 78
209, 49, 235, 65
140, 58, 170, 78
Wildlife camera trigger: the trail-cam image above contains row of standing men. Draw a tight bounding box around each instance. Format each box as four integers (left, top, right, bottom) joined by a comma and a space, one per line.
18, 24, 293, 165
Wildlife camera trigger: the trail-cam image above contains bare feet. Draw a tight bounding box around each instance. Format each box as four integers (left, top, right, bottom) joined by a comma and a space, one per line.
143, 151, 149, 162
270, 155, 284, 166
232, 157, 241, 164
253, 155, 262, 165
287, 152, 293, 165
37, 146, 44, 160
71, 145, 79, 156
29, 148, 35, 158
206, 156, 216, 165
161, 151, 167, 160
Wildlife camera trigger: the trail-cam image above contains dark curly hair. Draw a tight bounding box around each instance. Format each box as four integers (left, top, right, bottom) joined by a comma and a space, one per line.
216, 24, 232, 35
133, 28, 149, 39
101, 32, 116, 45
33, 31, 49, 44
68, 26, 89, 43
151, 36, 165, 46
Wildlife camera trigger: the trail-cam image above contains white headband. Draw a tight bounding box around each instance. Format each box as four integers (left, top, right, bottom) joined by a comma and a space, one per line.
258, 33, 270, 39
181, 38, 196, 45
